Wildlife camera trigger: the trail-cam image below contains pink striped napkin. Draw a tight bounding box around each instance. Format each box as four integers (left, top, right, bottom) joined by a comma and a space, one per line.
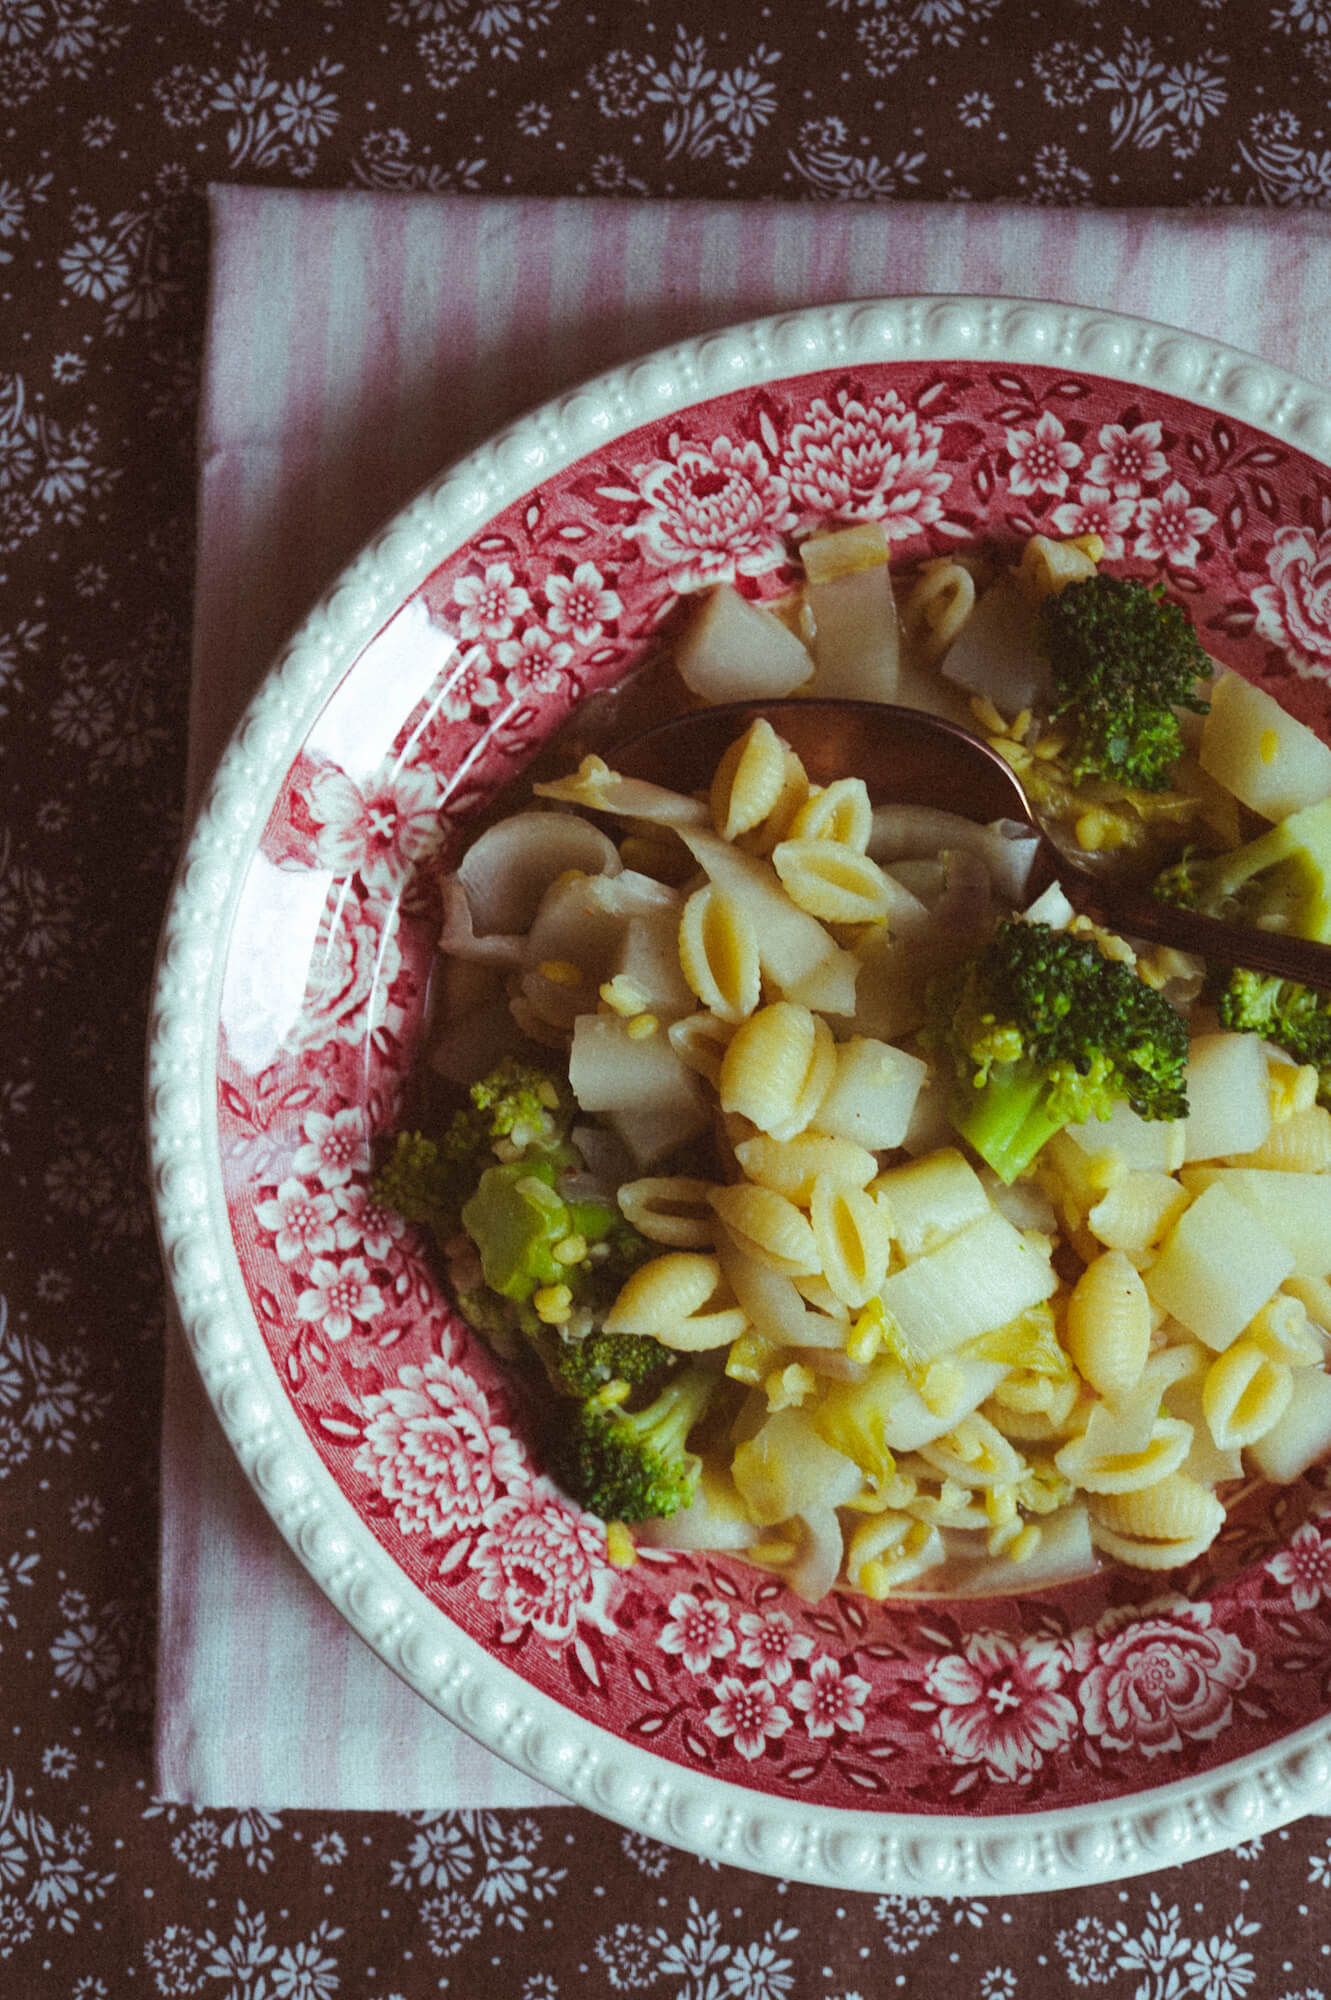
158, 186, 1331, 1810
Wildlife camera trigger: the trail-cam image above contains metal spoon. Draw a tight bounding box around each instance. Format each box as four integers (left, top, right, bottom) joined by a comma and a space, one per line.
615, 698, 1331, 988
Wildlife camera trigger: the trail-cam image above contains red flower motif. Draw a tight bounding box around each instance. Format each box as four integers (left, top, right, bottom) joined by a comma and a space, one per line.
1077, 1600, 1255, 1758
1086, 419, 1169, 498
295, 1254, 383, 1343
306, 762, 446, 891
1048, 483, 1137, 561
705, 1674, 792, 1760
1267, 1520, 1331, 1611
354, 1356, 524, 1542
469, 1478, 617, 1644
925, 1630, 1077, 1782
626, 433, 794, 592
1132, 478, 1216, 568
254, 1177, 337, 1263
1005, 411, 1081, 499
1252, 525, 1331, 681
789, 1654, 870, 1738
735, 1608, 813, 1686
783, 386, 951, 537
659, 1590, 736, 1674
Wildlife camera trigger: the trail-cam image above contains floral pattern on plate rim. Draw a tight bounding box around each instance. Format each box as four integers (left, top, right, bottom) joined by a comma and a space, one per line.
217, 360, 1331, 1814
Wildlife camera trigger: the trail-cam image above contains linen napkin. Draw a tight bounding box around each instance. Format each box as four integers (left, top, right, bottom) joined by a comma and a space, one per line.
158, 186, 1331, 1810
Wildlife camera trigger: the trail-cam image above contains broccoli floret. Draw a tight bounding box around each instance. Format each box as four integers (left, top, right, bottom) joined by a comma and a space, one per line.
547, 1328, 679, 1399
548, 1368, 719, 1522
1215, 969, 1331, 1104
1153, 798, 1331, 944
372, 1058, 575, 1244
1039, 574, 1213, 791
926, 917, 1190, 1183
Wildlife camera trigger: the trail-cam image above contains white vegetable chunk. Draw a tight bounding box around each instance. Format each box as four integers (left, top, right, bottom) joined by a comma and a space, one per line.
1181, 1033, 1272, 1162
939, 578, 1050, 712
456, 811, 621, 933
1063, 1097, 1186, 1172
676, 824, 840, 995
873, 1147, 990, 1259
879, 1209, 1059, 1361
1200, 671, 1331, 822
800, 523, 900, 701
568, 1012, 706, 1132
1145, 1180, 1296, 1351
938, 1504, 1096, 1597
811, 1036, 927, 1151
673, 583, 814, 702
1180, 1169, 1331, 1280
868, 807, 1041, 906
1246, 1369, 1331, 1483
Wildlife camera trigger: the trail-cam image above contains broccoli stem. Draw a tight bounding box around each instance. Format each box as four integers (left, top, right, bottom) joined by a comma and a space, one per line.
948, 1064, 1072, 1186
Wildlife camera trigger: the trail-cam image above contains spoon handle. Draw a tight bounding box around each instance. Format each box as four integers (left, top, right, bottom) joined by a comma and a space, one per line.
1057, 870, 1331, 990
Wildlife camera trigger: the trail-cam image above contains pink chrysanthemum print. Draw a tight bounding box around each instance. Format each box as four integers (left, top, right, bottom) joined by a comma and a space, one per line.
705, 1674, 792, 1760
1076, 1600, 1255, 1758
1005, 410, 1081, 499
624, 432, 794, 591
782, 386, 951, 536
354, 1356, 524, 1542
1252, 524, 1331, 681
469, 1478, 617, 1644
1267, 1521, 1331, 1611
925, 1630, 1078, 1781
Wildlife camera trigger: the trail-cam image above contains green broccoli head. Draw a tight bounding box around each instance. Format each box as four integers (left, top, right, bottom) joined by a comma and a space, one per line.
372, 1058, 576, 1245
1215, 968, 1331, 1103
1152, 799, 1331, 945
1040, 574, 1213, 791
927, 917, 1191, 1183
544, 1327, 680, 1399
548, 1368, 719, 1522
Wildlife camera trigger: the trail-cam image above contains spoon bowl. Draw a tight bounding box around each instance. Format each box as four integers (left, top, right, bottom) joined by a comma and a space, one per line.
617, 698, 1331, 989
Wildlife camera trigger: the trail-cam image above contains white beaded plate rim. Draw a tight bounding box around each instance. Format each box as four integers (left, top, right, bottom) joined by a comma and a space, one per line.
147, 294, 1331, 1893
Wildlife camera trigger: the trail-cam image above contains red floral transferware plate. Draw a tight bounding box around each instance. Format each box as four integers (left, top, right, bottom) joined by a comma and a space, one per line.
148, 297, 1331, 1893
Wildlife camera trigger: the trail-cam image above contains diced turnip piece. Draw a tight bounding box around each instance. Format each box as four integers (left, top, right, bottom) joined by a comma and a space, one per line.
1145, 1181, 1296, 1351
867, 807, 1041, 905
1247, 1369, 1331, 1483
810, 1036, 928, 1151
456, 810, 621, 933
939, 1504, 1096, 1597
939, 578, 1050, 713
568, 1012, 704, 1118
879, 1209, 1059, 1361
1179, 1169, 1331, 1280
732, 1406, 864, 1524
673, 583, 814, 702
1200, 671, 1331, 822
613, 908, 696, 1023
785, 947, 860, 1017
1064, 1097, 1186, 1172
872, 1147, 990, 1259
606, 1100, 710, 1170
1182, 1033, 1272, 1162
800, 523, 900, 701
533, 760, 707, 826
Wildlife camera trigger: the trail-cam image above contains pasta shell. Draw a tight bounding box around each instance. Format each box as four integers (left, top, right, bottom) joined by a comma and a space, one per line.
677, 885, 761, 1023
1092, 1474, 1226, 1545
1054, 1415, 1193, 1493
1202, 1337, 1294, 1449
734, 1132, 878, 1206
667, 1010, 735, 1089
787, 778, 873, 852
1017, 533, 1098, 602
810, 1175, 893, 1309
1230, 1104, 1331, 1172
771, 839, 893, 925
602, 1251, 747, 1351
1064, 1249, 1152, 1403
1087, 1172, 1190, 1259
710, 718, 789, 841
617, 1176, 719, 1248
917, 1413, 1025, 1491
719, 1001, 835, 1142
708, 1182, 820, 1277
901, 558, 976, 663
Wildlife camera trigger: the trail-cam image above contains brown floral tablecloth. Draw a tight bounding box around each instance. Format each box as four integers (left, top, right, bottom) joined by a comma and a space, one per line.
11, 1, 1331, 1992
